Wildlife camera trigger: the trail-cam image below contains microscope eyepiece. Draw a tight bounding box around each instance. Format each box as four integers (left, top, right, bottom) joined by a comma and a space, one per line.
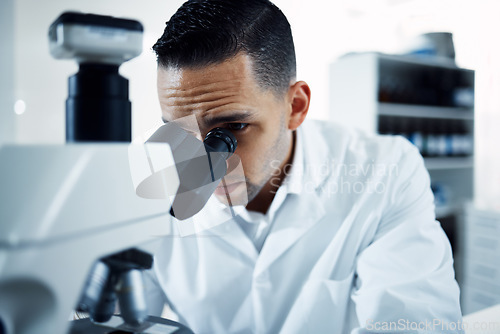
166, 127, 238, 220
204, 127, 237, 158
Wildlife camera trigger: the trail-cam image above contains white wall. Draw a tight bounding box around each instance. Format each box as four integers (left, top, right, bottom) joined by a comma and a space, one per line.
469, 1, 500, 211
0, 0, 15, 145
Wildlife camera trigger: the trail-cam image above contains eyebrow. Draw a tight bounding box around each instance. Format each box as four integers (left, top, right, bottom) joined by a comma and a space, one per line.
203, 112, 254, 128
162, 111, 254, 128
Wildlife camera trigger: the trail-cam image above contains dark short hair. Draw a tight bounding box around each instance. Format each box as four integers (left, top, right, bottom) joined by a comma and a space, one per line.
152, 0, 296, 95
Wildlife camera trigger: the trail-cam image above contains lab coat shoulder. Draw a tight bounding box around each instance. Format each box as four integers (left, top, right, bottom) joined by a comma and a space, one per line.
302, 120, 418, 177
288, 121, 425, 280
301, 120, 425, 237
351, 144, 462, 330
302, 121, 462, 332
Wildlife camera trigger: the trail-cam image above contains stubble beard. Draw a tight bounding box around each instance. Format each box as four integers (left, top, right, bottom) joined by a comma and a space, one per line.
245, 116, 291, 204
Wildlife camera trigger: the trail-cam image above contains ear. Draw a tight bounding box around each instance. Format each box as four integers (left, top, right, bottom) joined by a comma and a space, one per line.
286, 81, 311, 131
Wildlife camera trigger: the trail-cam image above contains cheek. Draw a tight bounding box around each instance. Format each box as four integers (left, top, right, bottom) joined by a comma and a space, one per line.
231, 118, 287, 179
235, 140, 276, 182
234, 146, 262, 179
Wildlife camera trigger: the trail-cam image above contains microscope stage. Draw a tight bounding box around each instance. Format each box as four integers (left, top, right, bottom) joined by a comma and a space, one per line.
69, 315, 193, 334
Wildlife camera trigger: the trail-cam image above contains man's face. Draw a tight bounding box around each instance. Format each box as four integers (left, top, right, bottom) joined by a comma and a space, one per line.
157, 53, 293, 206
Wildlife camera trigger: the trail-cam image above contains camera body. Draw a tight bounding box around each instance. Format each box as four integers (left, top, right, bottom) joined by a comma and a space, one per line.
49, 12, 144, 142
49, 12, 143, 65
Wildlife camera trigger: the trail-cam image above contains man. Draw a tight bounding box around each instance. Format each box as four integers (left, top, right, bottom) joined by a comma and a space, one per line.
145, 0, 463, 333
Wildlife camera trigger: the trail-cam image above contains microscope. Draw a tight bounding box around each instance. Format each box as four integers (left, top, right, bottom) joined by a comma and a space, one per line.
0, 12, 238, 334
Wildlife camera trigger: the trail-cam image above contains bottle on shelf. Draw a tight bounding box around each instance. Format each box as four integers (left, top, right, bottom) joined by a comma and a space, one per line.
460, 122, 474, 156
453, 87, 474, 108
426, 121, 440, 157
437, 120, 448, 156
450, 120, 462, 156
444, 121, 454, 156
408, 119, 424, 155
378, 116, 396, 135
396, 117, 410, 141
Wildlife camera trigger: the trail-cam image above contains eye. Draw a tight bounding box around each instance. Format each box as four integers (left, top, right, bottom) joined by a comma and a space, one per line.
225, 123, 249, 131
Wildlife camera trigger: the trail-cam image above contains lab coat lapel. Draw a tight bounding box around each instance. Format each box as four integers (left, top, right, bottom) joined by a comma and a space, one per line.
193, 202, 258, 264
217, 216, 259, 263
255, 191, 326, 275
255, 122, 331, 274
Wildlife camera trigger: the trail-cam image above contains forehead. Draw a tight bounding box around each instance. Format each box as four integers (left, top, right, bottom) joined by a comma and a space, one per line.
157, 53, 276, 126
157, 54, 258, 98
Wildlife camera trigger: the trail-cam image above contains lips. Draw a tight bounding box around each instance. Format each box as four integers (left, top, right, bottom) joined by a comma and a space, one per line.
214, 181, 245, 195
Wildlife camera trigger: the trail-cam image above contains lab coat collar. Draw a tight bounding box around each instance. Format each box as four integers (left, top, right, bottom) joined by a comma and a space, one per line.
192, 203, 259, 262
280, 130, 304, 195
254, 121, 330, 274
302, 121, 332, 190
286, 121, 332, 194
254, 188, 326, 275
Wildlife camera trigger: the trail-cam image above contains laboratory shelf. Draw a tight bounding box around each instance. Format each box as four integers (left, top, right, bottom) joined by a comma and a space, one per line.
374, 52, 463, 70
424, 156, 474, 170
378, 103, 474, 120
435, 205, 457, 219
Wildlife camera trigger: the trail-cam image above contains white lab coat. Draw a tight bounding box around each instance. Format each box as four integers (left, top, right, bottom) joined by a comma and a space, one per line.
145, 120, 463, 333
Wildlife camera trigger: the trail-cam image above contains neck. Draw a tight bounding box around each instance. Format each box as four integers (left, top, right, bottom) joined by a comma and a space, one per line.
246, 132, 296, 214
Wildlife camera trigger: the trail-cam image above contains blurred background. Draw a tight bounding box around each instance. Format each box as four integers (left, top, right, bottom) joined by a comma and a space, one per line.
1, 0, 499, 316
